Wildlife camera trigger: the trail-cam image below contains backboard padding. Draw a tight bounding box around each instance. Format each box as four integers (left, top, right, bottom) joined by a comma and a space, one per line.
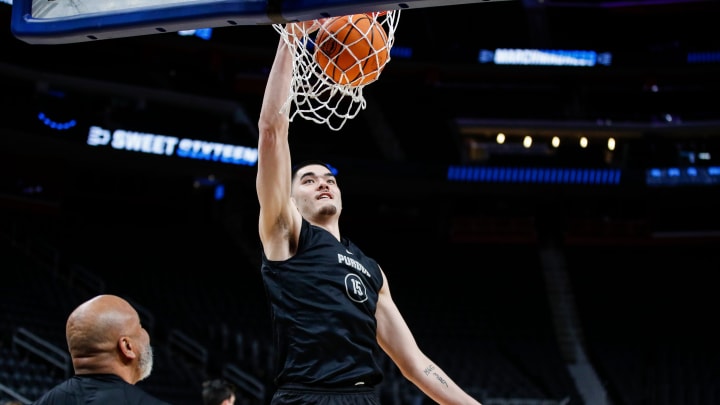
12, 0, 511, 44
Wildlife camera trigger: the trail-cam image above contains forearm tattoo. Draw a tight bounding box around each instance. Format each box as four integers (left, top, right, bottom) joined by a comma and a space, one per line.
423, 364, 449, 388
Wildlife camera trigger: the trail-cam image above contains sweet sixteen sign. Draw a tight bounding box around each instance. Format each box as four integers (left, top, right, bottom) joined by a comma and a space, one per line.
86, 125, 258, 166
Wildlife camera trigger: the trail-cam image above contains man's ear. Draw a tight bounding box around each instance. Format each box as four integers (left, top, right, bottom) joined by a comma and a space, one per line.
118, 337, 137, 359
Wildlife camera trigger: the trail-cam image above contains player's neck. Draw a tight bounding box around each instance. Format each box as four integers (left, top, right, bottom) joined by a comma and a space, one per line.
309, 218, 341, 241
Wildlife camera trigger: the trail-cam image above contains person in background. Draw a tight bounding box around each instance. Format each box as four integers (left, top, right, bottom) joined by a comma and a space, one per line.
255, 20, 483, 405
32, 294, 171, 405
202, 379, 236, 405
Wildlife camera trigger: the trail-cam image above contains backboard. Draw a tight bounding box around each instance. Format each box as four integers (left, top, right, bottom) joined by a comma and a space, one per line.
11, 0, 508, 44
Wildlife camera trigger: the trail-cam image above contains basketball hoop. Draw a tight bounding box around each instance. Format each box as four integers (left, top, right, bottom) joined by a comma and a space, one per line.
273, 11, 401, 131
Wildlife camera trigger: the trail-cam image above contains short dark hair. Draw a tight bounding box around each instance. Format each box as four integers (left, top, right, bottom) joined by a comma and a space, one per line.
202, 379, 235, 405
291, 160, 338, 179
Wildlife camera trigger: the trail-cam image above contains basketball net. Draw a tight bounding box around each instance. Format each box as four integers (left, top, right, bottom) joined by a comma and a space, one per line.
273, 11, 401, 131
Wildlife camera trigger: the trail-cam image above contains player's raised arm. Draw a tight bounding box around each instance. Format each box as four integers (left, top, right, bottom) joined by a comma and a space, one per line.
257, 22, 320, 261
256, 28, 297, 261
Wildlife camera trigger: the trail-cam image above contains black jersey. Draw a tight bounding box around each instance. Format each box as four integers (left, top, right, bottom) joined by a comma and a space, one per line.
32, 374, 172, 405
261, 219, 385, 389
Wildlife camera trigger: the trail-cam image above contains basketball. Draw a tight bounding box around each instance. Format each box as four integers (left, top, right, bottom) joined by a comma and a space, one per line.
314, 14, 389, 87
366, 11, 388, 17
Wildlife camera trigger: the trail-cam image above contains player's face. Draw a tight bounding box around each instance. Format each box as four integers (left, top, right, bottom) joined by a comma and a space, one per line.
292, 164, 342, 218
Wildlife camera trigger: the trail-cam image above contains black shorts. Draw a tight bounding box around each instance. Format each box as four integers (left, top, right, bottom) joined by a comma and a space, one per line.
271, 385, 380, 405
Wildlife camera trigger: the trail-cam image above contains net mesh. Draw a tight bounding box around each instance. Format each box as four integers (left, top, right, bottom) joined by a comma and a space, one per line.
273, 11, 401, 131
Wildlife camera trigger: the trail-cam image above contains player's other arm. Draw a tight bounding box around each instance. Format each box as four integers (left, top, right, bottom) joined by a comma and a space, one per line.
375, 270, 482, 405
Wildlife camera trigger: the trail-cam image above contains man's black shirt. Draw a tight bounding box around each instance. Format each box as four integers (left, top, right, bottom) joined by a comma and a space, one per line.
32, 374, 172, 405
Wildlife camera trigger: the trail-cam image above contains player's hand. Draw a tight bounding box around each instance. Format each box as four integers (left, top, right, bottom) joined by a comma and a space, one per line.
286, 18, 327, 38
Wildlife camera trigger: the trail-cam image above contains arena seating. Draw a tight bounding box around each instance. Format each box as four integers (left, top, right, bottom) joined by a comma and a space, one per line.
11, 211, 720, 404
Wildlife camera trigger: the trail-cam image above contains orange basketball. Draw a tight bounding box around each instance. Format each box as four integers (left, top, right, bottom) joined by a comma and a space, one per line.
314, 14, 389, 87
366, 11, 388, 18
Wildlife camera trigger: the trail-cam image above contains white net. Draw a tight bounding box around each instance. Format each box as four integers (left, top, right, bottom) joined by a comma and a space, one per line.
273, 11, 401, 131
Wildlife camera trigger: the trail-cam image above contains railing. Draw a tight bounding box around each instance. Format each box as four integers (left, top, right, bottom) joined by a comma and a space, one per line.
167, 329, 208, 367
222, 363, 265, 401
0, 382, 32, 405
12, 327, 71, 379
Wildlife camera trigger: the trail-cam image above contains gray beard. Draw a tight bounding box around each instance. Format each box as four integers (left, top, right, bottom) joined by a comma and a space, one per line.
138, 344, 154, 381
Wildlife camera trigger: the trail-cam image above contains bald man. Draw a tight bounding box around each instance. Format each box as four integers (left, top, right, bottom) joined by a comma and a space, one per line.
33, 294, 172, 405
